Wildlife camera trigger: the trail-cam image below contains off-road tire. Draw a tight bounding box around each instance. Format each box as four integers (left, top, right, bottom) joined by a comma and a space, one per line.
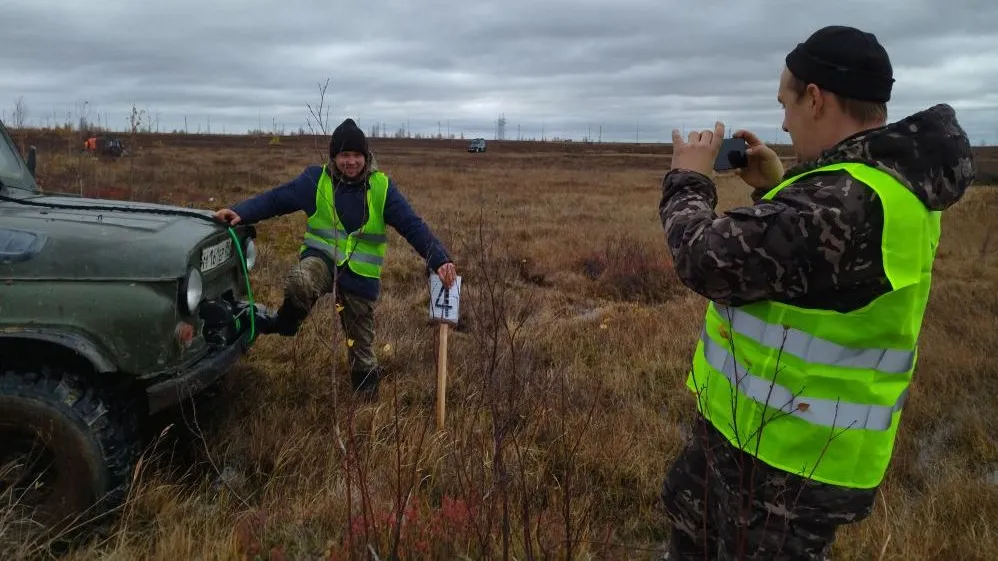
0, 366, 139, 545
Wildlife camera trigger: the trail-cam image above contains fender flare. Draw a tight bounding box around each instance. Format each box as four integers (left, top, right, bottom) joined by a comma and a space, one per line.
0, 328, 117, 373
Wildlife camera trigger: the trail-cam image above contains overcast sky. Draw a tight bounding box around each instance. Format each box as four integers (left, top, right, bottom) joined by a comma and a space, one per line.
3, 0, 997, 144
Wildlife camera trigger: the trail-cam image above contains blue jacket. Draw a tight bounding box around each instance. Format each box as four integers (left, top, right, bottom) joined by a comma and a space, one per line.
231, 165, 452, 301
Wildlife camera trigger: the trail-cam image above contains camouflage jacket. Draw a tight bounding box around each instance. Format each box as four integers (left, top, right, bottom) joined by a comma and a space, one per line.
659, 104, 977, 312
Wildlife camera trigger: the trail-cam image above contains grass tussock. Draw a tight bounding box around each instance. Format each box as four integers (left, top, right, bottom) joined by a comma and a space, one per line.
4, 131, 998, 560
580, 232, 683, 304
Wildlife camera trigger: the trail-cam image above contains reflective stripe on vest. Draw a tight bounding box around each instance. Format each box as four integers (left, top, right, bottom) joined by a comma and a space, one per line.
687, 161, 940, 489
699, 322, 908, 431
714, 303, 914, 374
305, 226, 388, 245
301, 238, 385, 266
299, 166, 389, 278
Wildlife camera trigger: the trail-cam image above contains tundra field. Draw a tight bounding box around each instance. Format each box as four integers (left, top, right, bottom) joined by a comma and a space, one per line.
6, 130, 998, 560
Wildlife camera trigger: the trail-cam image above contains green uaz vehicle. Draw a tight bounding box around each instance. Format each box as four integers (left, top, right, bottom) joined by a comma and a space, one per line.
0, 119, 260, 539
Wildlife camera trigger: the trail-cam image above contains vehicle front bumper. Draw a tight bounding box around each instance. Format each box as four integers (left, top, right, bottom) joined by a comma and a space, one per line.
145, 299, 257, 415
145, 334, 250, 414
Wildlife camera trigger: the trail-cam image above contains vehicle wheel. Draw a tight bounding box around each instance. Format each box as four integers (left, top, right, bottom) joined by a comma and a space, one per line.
0, 367, 139, 543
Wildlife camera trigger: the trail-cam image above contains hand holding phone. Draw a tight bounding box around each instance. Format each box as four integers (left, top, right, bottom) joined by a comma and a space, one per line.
713, 137, 749, 172
731, 130, 785, 189
670, 121, 726, 177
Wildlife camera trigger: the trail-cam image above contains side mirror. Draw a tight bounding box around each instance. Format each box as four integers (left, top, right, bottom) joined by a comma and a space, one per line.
26, 146, 36, 177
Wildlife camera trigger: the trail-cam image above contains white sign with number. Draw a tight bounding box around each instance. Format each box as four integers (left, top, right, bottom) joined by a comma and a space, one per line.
428, 273, 461, 324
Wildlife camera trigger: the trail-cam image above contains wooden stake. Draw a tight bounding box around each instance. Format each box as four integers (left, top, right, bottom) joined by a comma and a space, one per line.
436, 322, 449, 430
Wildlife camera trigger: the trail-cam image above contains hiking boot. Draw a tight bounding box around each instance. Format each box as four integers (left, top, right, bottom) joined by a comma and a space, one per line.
253, 301, 307, 336
249, 304, 278, 334
351, 366, 382, 400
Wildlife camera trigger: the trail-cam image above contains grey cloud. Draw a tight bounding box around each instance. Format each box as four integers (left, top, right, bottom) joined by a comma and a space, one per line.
3, 0, 997, 144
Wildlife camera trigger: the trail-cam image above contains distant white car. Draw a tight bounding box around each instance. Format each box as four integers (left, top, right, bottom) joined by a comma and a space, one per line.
467, 138, 486, 153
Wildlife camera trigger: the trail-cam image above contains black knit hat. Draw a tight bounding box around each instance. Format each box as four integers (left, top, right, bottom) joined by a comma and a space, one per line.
329, 118, 368, 158
786, 25, 895, 103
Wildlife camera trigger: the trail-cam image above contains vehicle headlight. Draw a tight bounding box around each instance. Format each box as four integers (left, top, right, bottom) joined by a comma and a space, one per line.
183, 267, 203, 314
243, 238, 257, 270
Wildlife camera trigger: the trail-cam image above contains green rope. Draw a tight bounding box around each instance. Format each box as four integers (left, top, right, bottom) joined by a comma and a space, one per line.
226, 227, 256, 343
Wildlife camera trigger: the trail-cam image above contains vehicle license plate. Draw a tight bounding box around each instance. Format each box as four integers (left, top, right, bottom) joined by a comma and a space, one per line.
201, 238, 232, 272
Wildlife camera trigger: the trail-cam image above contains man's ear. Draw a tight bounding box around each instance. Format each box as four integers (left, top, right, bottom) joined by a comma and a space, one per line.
805, 83, 827, 118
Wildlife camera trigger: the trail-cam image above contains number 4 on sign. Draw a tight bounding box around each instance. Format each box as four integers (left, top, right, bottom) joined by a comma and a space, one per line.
429, 273, 461, 324
428, 273, 461, 430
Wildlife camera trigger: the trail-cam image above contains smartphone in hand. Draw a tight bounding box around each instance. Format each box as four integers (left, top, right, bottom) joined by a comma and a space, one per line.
713, 137, 749, 172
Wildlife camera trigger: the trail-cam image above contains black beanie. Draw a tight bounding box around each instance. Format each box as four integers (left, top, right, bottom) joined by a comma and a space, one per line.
329, 118, 368, 158
785, 25, 895, 103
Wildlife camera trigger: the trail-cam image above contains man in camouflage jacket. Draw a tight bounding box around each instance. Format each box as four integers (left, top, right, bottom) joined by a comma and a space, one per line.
657, 26, 976, 560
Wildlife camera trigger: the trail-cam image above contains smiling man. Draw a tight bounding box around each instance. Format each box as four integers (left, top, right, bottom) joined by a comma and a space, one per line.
656, 25, 976, 560
213, 118, 457, 399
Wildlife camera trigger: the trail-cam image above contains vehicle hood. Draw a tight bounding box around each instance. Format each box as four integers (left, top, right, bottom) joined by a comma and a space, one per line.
0, 195, 227, 280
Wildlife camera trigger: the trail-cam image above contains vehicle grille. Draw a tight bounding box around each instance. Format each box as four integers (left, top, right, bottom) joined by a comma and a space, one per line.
193, 233, 248, 301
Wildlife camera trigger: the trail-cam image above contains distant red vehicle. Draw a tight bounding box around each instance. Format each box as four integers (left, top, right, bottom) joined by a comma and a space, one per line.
83, 134, 124, 157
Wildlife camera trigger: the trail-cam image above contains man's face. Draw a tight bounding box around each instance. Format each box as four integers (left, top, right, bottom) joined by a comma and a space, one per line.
778, 67, 822, 163
334, 151, 366, 178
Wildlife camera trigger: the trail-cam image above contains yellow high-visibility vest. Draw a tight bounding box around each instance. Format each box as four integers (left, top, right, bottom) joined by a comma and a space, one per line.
687, 162, 941, 489
299, 165, 389, 278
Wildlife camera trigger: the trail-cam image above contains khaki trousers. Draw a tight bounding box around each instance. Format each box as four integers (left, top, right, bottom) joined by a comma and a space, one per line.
284, 256, 378, 375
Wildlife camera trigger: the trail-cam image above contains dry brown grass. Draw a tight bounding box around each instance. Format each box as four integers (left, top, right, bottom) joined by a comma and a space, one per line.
7, 131, 998, 560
